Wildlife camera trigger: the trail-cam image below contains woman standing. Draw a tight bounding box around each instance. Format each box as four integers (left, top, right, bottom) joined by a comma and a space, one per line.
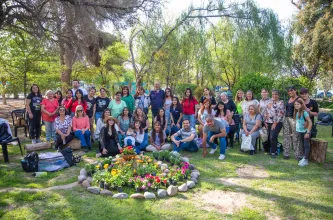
55, 90, 63, 106
55, 106, 74, 150
65, 89, 87, 117
234, 90, 244, 115
215, 101, 236, 148
134, 86, 150, 115
259, 88, 270, 117
95, 88, 110, 124
241, 105, 262, 155
241, 90, 259, 115
146, 121, 171, 152
85, 88, 96, 141
41, 90, 59, 143
62, 89, 73, 110
121, 86, 135, 114
133, 108, 149, 133
197, 98, 215, 137
182, 88, 198, 129
264, 90, 284, 158
72, 105, 91, 151
164, 88, 173, 131
26, 84, 43, 144
170, 96, 183, 135
117, 107, 133, 145
99, 117, 122, 157
200, 87, 217, 109
294, 99, 312, 166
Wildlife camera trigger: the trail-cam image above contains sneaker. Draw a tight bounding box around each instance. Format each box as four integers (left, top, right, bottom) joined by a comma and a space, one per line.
271, 153, 276, 159
209, 148, 217, 155
218, 154, 225, 160
36, 138, 41, 143
298, 158, 305, 165
299, 159, 309, 167
32, 139, 37, 144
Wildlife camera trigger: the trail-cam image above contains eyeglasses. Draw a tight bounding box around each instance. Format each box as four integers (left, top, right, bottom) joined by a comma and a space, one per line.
59, 109, 65, 112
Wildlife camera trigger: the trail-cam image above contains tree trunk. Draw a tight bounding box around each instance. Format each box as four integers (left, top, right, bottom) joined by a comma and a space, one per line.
23, 71, 27, 98
1, 77, 7, 105
310, 139, 328, 163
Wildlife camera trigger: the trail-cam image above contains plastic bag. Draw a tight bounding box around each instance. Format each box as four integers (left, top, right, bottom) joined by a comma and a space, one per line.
259, 127, 268, 142
241, 134, 252, 151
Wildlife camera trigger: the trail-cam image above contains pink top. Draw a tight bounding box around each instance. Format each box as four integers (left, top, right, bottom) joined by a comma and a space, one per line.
41, 98, 59, 122
72, 116, 90, 131
217, 109, 235, 125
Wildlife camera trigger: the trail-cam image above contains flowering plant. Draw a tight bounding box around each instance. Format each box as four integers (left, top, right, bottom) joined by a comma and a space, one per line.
122, 146, 136, 155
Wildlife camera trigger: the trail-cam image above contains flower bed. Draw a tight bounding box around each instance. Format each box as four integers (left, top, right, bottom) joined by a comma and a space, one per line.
78, 148, 200, 199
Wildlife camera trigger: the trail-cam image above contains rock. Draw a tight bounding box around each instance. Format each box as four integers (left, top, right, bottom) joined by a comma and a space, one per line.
191, 173, 199, 179
189, 164, 195, 170
178, 183, 188, 192
161, 164, 168, 171
86, 177, 93, 183
171, 151, 180, 157
157, 161, 163, 166
186, 181, 196, 189
191, 178, 198, 184
181, 157, 189, 163
112, 193, 128, 199
164, 169, 170, 173
157, 189, 167, 198
82, 180, 90, 188
167, 185, 178, 196
80, 168, 87, 176
144, 192, 156, 199
192, 170, 200, 176
78, 175, 86, 183
87, 186, 100, 194
130, 193, 145, 199
100, 189, 113, 196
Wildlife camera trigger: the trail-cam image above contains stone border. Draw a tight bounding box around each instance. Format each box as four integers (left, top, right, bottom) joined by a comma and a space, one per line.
77, 157, 200, 199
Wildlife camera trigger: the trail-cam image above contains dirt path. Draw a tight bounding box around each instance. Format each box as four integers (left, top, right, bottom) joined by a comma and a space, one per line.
0, 182, 79, 193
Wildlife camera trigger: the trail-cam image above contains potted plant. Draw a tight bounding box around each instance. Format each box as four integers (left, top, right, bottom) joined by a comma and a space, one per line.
122, 146, 136, 161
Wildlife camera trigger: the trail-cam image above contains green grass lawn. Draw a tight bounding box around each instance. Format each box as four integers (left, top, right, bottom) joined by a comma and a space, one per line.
1, 124, 333, 220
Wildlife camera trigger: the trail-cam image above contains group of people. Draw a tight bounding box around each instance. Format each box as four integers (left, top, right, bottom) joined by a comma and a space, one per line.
25, 80, 318, 166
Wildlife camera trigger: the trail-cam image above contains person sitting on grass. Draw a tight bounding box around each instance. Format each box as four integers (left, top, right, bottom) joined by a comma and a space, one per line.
146, 121, 171, 152
123, 128, 135, 147
154, 108, 169, 137
294, 99, 312, 167
95, 108, 120, 141
72, 105, 91, 152
202, 115, 227, 160
171, 119, 198, 153
133, 120, 148, 154
133, 108, 149, 133
117, 107, 133, 146
98, 116, 122, 157
55, 106, 74, 150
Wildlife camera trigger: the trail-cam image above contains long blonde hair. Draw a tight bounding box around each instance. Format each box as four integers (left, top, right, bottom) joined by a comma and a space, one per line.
293, 99, 306, 119
234, 89, 244, 103
75, 105, 86, 118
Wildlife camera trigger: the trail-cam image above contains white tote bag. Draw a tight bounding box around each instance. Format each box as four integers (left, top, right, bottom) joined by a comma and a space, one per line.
241, 134, 252, 151
259, 127, 268, 143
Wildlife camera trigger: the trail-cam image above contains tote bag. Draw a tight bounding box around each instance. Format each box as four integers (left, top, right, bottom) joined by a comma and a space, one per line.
241, 134, 252, 151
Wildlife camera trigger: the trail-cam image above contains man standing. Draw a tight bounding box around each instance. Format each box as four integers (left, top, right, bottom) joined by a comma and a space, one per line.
72, 80, 88, 97
149, 81, 165, 122
171, 119, 198, 153
202, 115, 227, 160
300, 88, 319, 137
283, 86, 301, 160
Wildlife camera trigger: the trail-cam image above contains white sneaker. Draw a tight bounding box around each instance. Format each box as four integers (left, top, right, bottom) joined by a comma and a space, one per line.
209, 148, 217, 154
32, 139, 37, 144
298, 158, 305, 165
299, 159, 309, 167
218, 154, 225, 160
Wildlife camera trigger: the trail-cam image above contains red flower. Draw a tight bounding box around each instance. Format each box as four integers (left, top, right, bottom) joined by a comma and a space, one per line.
119, 149, 123, 153
156, 179, 161, 183
127, 146, 133, 150
163, 180, 167, 184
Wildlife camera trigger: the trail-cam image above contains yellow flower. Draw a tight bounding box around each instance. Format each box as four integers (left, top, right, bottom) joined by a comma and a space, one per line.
104, 164, 109, 169
95, 165, 100, 169
133, 169, 137, 174
137, 160, 143, 163
111, 169, 118, 176
126, 164, 131, 166
148, 159, 152, 163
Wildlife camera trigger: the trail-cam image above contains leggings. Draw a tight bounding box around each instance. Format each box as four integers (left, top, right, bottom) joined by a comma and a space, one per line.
267, 122, 283, 154
28, 113, 41, 139
298, 132, 311, 159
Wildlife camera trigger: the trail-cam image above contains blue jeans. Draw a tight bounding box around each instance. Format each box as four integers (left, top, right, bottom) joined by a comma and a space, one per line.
74, 130, 91, 148
183, 114, 196, 129
206, 131, 227, 155
118, 133, 126, 147
171, 124, 181, 136
134, 133, 148, 154
172, 136, 198, 152
95, 112, 103, 124
44, 121, 56, 142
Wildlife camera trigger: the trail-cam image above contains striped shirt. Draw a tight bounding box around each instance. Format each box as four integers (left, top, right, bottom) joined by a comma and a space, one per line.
176, 127, 197, 139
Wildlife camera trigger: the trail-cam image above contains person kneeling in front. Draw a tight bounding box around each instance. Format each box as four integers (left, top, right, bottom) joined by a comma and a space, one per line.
202, 115, 227, 160
171, 119, 198, 153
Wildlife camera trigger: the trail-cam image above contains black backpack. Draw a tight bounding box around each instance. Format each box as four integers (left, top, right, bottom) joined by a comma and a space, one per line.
21, 152, 39, 172
0, 123, 12, 142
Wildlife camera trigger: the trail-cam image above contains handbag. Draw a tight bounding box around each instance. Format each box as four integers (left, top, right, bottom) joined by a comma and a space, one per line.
259, 126, 268, 142
241, 134, 252, 151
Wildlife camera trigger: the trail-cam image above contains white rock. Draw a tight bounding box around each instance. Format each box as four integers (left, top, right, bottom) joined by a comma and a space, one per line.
157, 189, 167, 198
130, 193, 145, 199
100, 189, 113, 196
78, 175, 86, 183
82, 180, 90, 188
181, 157, 190, 163
112, 193, 129, 199
167, 185, 178, 196
87, 186, 100, 194
144, 192, 156, 199
80, 168, 87, 176
178, 183, 188, 192
186, 181, 195, 189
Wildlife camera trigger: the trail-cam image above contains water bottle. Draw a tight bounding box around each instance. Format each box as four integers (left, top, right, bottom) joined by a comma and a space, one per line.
33, 172, 47, 177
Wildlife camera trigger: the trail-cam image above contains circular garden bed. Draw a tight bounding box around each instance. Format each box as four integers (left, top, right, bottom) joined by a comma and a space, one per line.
77, 147, 200, 199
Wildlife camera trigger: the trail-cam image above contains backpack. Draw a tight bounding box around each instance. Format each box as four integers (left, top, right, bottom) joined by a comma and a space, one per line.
0, 123, 12, 142
21, 152, 39, 172
60, 147, 74, 166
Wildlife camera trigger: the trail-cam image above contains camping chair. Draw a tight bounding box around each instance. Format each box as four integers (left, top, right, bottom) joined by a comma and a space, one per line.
0, 123, 23, 163
315, 112, 333, 137
11, 109, 29, 138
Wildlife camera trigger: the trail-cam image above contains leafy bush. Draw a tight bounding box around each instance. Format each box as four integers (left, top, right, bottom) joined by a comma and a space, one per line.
174, 83, 197, 98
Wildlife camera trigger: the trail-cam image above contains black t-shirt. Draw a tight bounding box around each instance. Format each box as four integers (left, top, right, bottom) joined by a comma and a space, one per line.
224, 100, 236, 113
27, 93, 42, 113
85, 95, 96, 118
200, 96, 217, 105
285, 97, 300, 118
305, 99, 319, 123
95, 97, 110, 112
170, 105, 183, 123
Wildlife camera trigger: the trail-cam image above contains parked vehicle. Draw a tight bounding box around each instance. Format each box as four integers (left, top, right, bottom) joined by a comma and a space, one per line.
316, 92, 333, 98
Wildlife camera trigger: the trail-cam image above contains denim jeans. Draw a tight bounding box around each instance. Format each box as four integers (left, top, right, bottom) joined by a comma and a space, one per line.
43, 121, 56, 142
183, 114, 196, 129
134, 133, 149, 154
206, 131, 227, 155
172, 136, 198, 152
118, 133, 126, 147
74, 130, 91, 148
95, 112, 103, 124
170, 124, 181, 136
